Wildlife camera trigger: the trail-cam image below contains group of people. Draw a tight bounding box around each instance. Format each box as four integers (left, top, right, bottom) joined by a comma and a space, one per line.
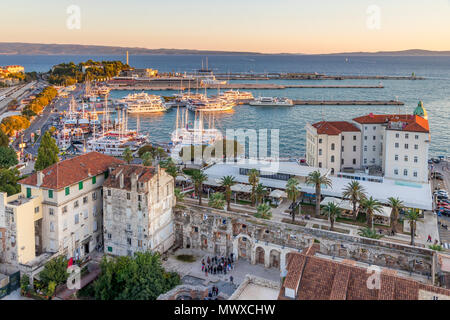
201, 253, 235, 277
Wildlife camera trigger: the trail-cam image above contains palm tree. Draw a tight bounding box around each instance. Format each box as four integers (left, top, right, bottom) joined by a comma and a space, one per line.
248, 169, 260, 207
220, 175, 236, 211
208, 192, 226, 210
122, 147, 133, 164
255, 183, 268, 206
358, 227, 384, 239
256, 203, 272, 220
361, 196, 383, 230
286, 178, 301, 222
189, 170, 208, 206
342, 181, 367, 220
155, 147, 167, 160
305, 170, 332, 218
174, 188, 185, 208
322, 202, 341, 231
387, 197, 404, 235
405, 209, 420, 246
141, 151, 153, 166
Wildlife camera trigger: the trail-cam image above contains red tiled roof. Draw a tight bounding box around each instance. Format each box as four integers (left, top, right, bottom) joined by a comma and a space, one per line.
19, 152, 124, 190
279, 248, 450, 300
312, 121, 360, 135
352, 114, 429, 133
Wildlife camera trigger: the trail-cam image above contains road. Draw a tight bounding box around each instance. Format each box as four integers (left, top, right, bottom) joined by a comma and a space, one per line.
431, 159, 450, 251
0, 81, 38, 113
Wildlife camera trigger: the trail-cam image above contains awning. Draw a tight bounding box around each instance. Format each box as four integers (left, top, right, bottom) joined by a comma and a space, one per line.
269, 189, 287, 198
231, 184, 252, 193
321, 197, 391, 218
176, 175, 190, 182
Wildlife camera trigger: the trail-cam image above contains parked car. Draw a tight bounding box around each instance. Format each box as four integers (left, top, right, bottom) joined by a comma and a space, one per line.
432, 158, 441, 164
428, 159, 433, 164
432, 172, 444, 180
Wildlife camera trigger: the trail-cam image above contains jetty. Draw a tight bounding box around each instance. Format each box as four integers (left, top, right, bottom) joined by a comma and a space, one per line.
292, 100, 404, 106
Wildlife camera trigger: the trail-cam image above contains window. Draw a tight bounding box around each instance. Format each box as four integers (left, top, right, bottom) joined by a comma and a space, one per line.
318, 149, 322, 156
127, 238, 132, 245
48, 190, 53, 199
395, 133, 399, 138
107, 189, 111, 196
138, 195, 142, 202
331, 143, 335, 151
83, 196, 88, 204
405, 133, 409, 139
138, 240, 143, 248
74, 200, 79, 208
353, 159, 356, 165
341, 146, 344, 152
92, 192, 97, 200
84, 210, 88, 219
93, 220, 98, 232
49, 208, 54, 216
318, 138, 322, 144
364, 145, 367, 152
373, 126, 376, 130
318, 162, 322, 168
341, 136, 344, 141
353, 146, 356, 152
414, 144, 418, 150
405, 144, 409, 149
62, 206, 67, 213
107, 233, 112, 239
404, 156, 408, 162
414, 156, 418, 163
365, 126, 368, 130
364, 158, 367, 164
127, 224, 131, 231
79, 181, 83, 190
353, 135, 356, 141
415, 135, 419, 140
403, 169, 408, 176
331, 155, 335, 163
34, 206, 39, 214
413, 171, 418, 177
372, 146, 376, 152
65, 187, 70, 196
92, 176, 96, 184
395, 143, 399, 148
341, 159, 344, 165
50, 222, 55, 232
395, 155, 399, 161
26, 188, 31, 198
364, 136, 367, 141
394, 169, 398, 175
107, 246, 112, 252
373, 136, 376, 141
127, 193, 131, 200
74, 213, 79, 224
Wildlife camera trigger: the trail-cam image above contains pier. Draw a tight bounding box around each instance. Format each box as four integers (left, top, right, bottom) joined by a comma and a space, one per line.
107, 83, 384, 91
292, 100, 404, 106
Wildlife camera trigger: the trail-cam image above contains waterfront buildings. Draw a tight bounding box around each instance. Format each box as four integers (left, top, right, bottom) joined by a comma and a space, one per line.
305, 104, 430, 183
103, 164, 175, 257
0, 65, 25, 76
0, 152, 123, 266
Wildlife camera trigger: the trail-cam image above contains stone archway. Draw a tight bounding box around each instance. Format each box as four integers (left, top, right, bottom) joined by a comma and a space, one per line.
185, 237, 191, 249
270, 249, 281, 270
255, 246, 265, 265
232, 234, 254, 262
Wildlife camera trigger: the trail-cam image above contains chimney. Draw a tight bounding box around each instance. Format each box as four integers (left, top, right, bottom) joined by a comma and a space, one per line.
119, 173, 124, 189
37, 171, 44, 187
131, 172, 138, 192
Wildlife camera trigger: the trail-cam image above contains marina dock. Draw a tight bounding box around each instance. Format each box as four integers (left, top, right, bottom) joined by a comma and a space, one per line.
292, 100, 404, 106
107, 83, 384, 91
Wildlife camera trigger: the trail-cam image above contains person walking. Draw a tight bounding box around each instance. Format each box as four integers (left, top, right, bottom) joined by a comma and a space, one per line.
230, 276, 234, 284
427, 235, 432, 242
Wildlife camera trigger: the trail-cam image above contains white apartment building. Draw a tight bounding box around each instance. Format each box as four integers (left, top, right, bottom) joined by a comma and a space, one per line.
15, 152, 124, 264
103, 164, 175, 257
305, 121, 361, 175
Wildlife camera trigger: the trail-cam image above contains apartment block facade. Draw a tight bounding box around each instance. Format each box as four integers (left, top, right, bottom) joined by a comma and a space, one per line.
0, 152, 124, 266
103, 164, 175, 257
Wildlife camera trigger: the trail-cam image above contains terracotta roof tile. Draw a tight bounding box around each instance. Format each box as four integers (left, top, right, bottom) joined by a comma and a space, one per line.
103, 164, 156, 191
312, 121, 360, 135
19, 152, 124, 190
352, 114, 429, 133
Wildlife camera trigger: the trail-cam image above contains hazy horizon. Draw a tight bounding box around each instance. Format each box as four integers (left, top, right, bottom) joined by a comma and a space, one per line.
1, 1, 450, 54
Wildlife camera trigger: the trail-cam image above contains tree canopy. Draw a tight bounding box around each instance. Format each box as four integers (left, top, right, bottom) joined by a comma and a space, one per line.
0, 168, 21, 196
0, 146, 18, 169
0, 129, 9, 147
93, 251, 180, 300
35, 132, 59, 171
39, 256, 69, 287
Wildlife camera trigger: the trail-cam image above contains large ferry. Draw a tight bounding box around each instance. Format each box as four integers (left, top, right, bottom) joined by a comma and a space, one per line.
249, 96, 294, 107
85, 130, 148, 156
119, 92, 169, 113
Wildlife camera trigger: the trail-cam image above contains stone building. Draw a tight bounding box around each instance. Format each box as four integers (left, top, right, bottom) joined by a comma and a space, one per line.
1, 152, 123, 266
174, 205, 440, 282
103, 164, 175, 257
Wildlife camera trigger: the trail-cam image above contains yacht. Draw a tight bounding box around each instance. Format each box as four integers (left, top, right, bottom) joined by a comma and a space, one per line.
186, 97, 235, 112
119, 92, 169, 113
86, 130, 148, 156
219, 90, 254, 101
249, 97, 294, 107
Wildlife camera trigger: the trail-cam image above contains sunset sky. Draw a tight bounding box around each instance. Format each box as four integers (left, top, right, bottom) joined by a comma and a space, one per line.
1, 0, 450, 54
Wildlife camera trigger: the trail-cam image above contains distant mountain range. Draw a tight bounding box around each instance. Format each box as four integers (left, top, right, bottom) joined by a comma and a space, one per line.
1, 43, 450, 56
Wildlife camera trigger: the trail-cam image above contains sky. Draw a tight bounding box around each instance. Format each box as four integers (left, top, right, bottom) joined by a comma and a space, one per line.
1, 0, 450, 54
